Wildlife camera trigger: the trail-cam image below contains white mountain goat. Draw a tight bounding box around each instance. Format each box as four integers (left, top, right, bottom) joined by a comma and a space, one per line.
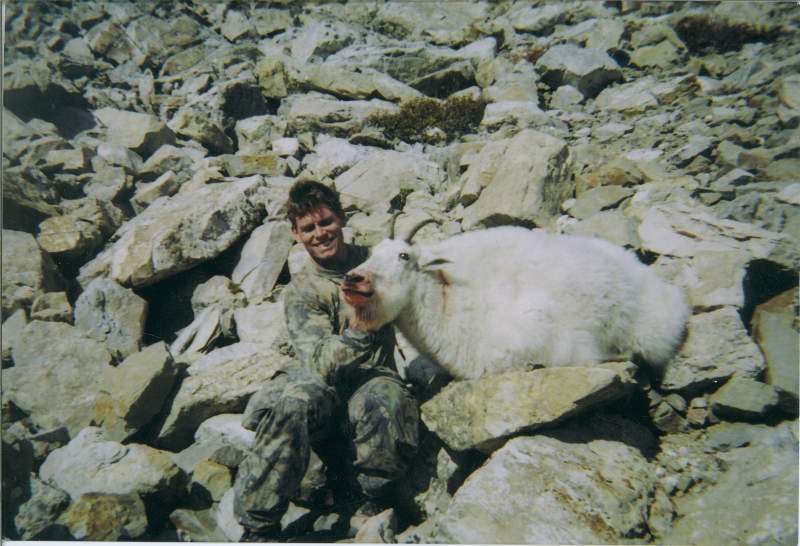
341, 221, 689, 380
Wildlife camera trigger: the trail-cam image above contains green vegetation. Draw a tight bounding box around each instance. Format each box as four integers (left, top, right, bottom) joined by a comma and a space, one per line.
675, 16, 781, 54
367, 96, 486, 144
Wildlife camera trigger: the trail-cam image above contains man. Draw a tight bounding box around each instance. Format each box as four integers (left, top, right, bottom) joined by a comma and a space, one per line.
233, 180, 419, 540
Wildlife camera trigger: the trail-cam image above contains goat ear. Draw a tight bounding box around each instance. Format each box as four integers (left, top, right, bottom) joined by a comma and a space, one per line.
417, 247, 452, 271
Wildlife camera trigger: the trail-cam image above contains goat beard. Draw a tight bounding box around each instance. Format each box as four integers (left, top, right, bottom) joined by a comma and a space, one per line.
344, 295, 385, 332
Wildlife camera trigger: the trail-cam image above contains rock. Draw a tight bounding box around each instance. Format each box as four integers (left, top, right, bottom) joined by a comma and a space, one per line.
94, 342, 178, 442
40, 427, 184, 503
74, 278, 147, 360
594, 79, 659, 113
655, 250, 750, 310
83, 164, 134, 202
233, 301, 288, 347
191, 276, 245, 337
2, 166, 62, 232
56, 493, 148, 540
354, 509, 396, 543
430, 434, 654, 544
153, 347, 292, 451
93, 107, 176, 157
168, 102, 234, 155
421, 363, 637, 452
663, 421, 798, 545
300, 63, 421, 102
231, 220, 294, 302
13, 476, 70, 540
3, 324, 112, 435
78, 177, 267, 288
461, 129, 571, 229
170, 306, 224, 358
235, 115, 288, 154
138, 144, 203, 182
272, 137, 299, 157
286, 93, 399, 137
509, 3, 566, 33
36, 199, 121, 263
218, 153, 285, 177
43, 147, 92, 174
630, 40, 681, 69
752, 288, 799, 406
170, 506, 228, 542
2, 309, 27, 364
216, 489, 244, 542
661, 307, 766, 394
633, 200, 798, 271
375, 2, 487, 45
479, 100, 552, 129
555, 17, 625, 50
536, 44, 622, 98
334, 149, 444, 213
130, 170, 181, 214
562, 209, 641, 249
1, 230, 60, 315
566, 186, 634, 220
190, 459, 232, 502
194, 413, 255, 451
550, 85, 584, 111
30, 292, 72, 323
709, 377, 781, 421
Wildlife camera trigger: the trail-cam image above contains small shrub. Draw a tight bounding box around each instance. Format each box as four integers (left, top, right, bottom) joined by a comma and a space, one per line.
367, 96, 486, 144
675, 16, 781, 54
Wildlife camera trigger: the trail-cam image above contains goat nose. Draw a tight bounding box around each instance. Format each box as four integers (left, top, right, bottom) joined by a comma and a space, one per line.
344, 272, 364, 284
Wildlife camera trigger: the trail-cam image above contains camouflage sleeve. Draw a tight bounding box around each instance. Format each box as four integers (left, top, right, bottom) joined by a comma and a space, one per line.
284, 282, 378, 384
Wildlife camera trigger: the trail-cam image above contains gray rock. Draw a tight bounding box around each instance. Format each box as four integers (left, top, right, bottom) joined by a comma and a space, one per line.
191, 276, 245, 337
555, 17, 625, 50
14, 475, 70, 540
300, 63, 421, 102
56, 493, 148, 540
138, 144, 203, 182
286, 92, 399, 137
461, 129, 572, 229
2, 309, 27, 364
562, 209, 642, 248
170, 306, 224, 358
710, 377, 781, 421
153, 347, 293, 451
130, 170, 181, 214
194, 413, 254, 451
663, 421, 798, 545
78, 177, 266, 288
94, 342, 178, 442
479, 100, 552, 129
375, 2, 487, 45
190, 459, 233, 502
170, 506, 228, 542
4, 323, 112, 435
661, 307, 766, 394
752, 288, 799, 406
536, 44, 622, 98
74, 278, 147, 360
37, 198, 121, 263
430, 434, 654, 544
217, 153, 286, 177
40, 427, 185, 501
566, 186, 634, 220
630, 40, 682, 69
550, 85, 584, 111
216, 488, 244, 542
509, 3, 566, 33
235, 115, 288, 155
334, 149, 444, 213
2, 166, 61, 232
1, 230, 60, 315
421, 363, 637, 452
94, 107, 176, 157
231, 221, 294, 303
354, 508, 396, 543
30, 292, 72, 323
233, 301, 288, 347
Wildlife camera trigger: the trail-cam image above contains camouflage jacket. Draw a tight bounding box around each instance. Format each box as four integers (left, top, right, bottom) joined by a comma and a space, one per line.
283, 244, 397, 387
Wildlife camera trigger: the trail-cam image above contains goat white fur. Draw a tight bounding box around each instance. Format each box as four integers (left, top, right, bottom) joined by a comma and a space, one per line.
342, 226, 689, 380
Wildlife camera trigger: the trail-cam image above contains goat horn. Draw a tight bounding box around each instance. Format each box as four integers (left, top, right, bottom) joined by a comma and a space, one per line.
388, 211, 403, 239
404, 218, 440, 243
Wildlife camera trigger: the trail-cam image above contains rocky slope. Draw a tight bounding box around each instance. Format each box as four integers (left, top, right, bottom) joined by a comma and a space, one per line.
2, 0, 798, 543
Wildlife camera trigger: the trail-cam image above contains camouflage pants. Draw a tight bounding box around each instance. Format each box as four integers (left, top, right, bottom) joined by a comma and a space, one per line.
233, 367, 419, 532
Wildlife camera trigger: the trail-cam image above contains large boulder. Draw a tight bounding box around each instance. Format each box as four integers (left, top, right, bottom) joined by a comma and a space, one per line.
93, 107, 176, 157
153, 348, 293, 451
752, 288, 799, 407
56, 493, 148, 541
74, 278, 148, 360
39, 428, 185, 503
231, 220, 294, 303
661, 307, 766, 394
94, 342, 179, 442
461, 130, 572, 229
1, 230, 60, 315
429, 431, 655, 543
536, 44, 622, 98
5, 321, 113, 436
421, 363, 637, 452
334, 150, 445, 213
78, 177, 267, 288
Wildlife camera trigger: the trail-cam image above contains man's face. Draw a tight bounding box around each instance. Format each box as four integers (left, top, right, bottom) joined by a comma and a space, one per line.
292, 205, 347, 267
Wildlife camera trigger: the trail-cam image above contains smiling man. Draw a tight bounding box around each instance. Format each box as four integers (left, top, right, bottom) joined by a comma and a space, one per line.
233, 180, 419, 541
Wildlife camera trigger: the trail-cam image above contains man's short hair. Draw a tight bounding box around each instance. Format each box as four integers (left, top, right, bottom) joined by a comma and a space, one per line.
286, 180, 345, 228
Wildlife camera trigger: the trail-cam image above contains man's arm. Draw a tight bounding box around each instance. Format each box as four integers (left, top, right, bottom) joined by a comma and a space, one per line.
284, 282, 377, 384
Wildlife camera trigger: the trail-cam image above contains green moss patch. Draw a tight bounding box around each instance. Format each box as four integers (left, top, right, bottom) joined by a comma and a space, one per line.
367, 96, 486, 144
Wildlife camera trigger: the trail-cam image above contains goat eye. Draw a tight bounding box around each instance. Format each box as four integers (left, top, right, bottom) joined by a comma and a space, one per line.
398, 252, 410, 261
